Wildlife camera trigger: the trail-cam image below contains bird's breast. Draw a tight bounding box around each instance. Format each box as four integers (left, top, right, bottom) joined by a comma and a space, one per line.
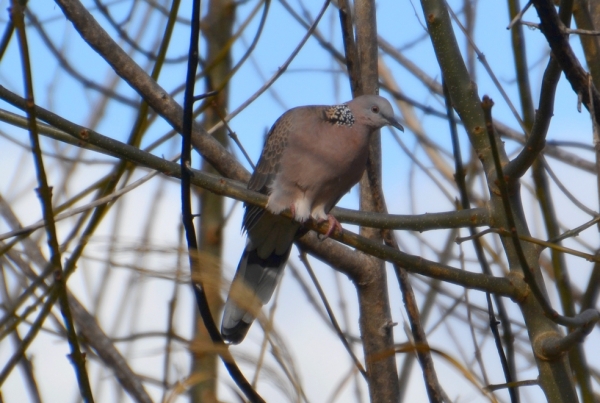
280, 126, 370, 193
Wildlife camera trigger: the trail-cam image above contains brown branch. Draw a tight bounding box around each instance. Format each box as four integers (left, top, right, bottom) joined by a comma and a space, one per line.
520, 21, 600, 36
444, 79, 518, 403
69, 295, 154, 403
0, 190, 155, 403
352, 0, 403, 400
485, 379, 539, 392
419, 0, 584, 399
298, 253, 367, 378
386, 231, 445, 403
536, 309, 598, 359
53, 0, 248, 181
25, 10, 139, 108
483, 97, 600, 331
0, 86, 519, 298
10, 2, 94, 401
179, 0, 263, 400
531, 0, 600, 123
337, 0, 360, 93
504, 58, 561, 178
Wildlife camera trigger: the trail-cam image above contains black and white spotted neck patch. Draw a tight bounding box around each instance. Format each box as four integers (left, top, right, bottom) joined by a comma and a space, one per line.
324, 104, 355, 127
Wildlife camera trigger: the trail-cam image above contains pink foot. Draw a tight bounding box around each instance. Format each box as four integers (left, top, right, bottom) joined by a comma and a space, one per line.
318, 214, 343, 239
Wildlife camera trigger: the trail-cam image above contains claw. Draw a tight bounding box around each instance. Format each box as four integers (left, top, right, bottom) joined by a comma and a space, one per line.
318, 214, 343, 239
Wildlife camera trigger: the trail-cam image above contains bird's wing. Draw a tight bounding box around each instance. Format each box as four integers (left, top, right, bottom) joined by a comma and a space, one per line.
222, 111, 300, 344
243, 111, 295, 232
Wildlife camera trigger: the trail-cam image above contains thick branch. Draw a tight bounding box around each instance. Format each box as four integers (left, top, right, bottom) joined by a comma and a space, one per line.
0, 88, 491, 234
531, 0, 600, 123
0, 92, 516, 296
53, 0, 247, 180
420, 0, 582, 400
535, 309, 599, 360
505, 59, 561, 178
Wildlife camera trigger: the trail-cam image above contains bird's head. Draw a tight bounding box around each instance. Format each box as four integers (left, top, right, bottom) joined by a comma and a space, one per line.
348, 95, 404, 132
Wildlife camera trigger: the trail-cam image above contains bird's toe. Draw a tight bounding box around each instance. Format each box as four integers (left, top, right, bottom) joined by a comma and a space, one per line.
315, 214, 342, 239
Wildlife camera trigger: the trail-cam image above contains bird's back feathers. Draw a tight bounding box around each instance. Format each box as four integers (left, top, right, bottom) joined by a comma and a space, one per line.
221, 95, 403, 343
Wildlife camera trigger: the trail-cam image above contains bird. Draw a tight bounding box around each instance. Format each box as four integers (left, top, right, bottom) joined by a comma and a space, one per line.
221, 95, 404, 344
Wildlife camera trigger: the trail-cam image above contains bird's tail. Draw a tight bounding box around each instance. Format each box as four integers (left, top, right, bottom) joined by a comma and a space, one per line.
221, 244, 292, 344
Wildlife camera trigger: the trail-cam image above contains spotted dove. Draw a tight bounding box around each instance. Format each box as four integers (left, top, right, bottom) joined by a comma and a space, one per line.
221, 95, 404, 344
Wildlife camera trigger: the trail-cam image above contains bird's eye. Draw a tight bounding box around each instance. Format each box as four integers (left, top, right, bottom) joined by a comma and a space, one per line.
371, 106, 379, 113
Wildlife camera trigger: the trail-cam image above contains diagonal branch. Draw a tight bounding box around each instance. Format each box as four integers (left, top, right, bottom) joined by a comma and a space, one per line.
531, 0, 600, 123
0, 87, 490, 235
11, 2, 93, 401
53, 0, 247, 180
0, 86, 517, 298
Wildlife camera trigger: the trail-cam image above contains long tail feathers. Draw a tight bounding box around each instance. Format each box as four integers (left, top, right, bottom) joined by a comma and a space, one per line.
221, 245, 292, 344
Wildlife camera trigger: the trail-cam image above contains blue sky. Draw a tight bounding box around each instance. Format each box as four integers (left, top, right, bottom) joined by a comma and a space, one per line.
1, 0, 599, 401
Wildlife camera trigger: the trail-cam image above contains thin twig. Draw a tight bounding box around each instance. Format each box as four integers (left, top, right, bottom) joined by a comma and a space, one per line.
179, 0, 264, 400
482, 96, 599, 329
551, 216, 600, 243
445, 0, 527, 133
0, 169, 160, 241
444, 80, 517, 402
205, 0, 332, 135
11, 2, 94, 401
485, 379, 539, 392
506, 0, 532, 30
520, 21, 600, 36
298, 252, 367, 378
210, 100, 255, 169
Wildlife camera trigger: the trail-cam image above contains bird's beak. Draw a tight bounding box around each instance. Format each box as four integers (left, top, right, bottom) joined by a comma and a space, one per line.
386, 116, 404, 132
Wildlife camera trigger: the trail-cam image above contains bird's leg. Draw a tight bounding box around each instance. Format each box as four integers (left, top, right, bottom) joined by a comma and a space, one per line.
317, 214, 343, 239
326, 214, 343, 237
289, 203, 296, 220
